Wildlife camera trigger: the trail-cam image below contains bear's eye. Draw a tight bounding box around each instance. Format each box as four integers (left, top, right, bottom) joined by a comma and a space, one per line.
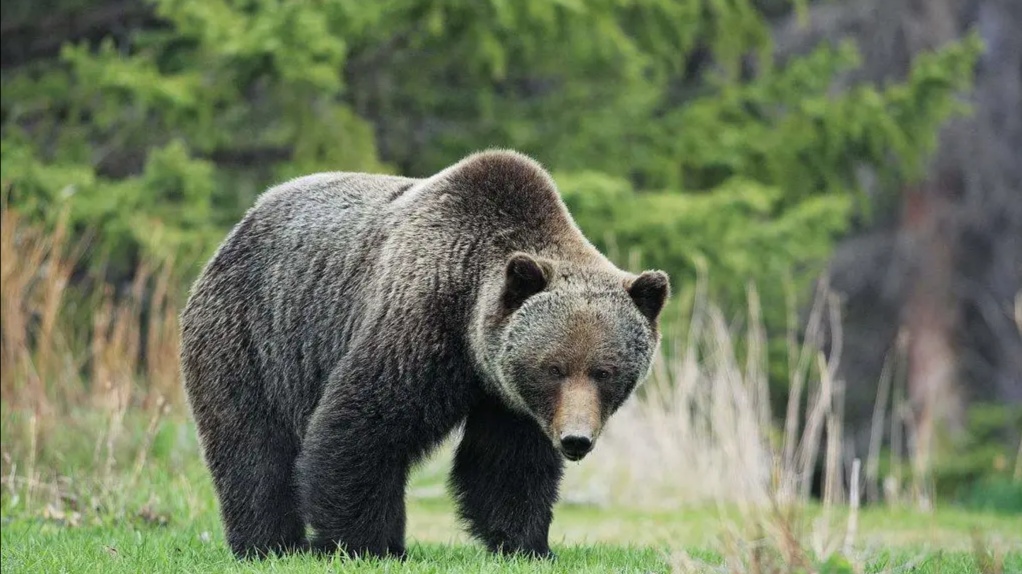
546, 364, 566, 378
591, 366, 616, 382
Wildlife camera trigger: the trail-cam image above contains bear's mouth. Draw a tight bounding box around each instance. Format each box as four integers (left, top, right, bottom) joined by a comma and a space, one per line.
561, 449, 589, 462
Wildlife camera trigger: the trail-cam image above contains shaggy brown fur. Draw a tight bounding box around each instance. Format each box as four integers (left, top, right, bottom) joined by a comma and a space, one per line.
180, 150, 670, 560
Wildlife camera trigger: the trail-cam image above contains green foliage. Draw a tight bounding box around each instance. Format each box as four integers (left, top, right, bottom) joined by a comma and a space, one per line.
2, 0, 388, 278
1, 136, 223, 277
558, 171, 852, 308
932, 403, 1022, 512
960, 477, 1022, 515
1, 0, 980, 389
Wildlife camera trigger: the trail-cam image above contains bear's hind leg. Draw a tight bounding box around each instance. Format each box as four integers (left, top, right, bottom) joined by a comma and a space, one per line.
449, 398, 564, 558
197, 404, 307, 558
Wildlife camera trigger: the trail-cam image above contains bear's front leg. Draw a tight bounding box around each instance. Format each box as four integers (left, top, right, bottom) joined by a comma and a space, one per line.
450, 397, 564, 558
296, 389, 410, 559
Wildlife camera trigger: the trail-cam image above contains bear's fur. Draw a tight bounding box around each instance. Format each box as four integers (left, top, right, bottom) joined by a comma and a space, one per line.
180, 150, 670, 560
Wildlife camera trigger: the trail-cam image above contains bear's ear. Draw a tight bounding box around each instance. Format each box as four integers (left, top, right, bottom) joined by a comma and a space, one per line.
502, 252, 551, 312
626, 270, 670, 323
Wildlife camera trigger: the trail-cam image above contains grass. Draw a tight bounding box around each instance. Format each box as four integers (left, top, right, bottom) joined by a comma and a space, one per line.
2, 478, 1020, 573
3, 526, 665, 574
2, 454, 1021, 574
2, 424, 1020, 573
2, 198, 1021, 573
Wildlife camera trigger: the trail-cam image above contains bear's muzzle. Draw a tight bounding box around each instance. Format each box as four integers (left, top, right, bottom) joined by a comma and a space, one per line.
551, 377, 602, 461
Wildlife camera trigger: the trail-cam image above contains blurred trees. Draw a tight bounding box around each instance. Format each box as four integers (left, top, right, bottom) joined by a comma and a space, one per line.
771, 0, 1020, 458
1, 1, 981, 385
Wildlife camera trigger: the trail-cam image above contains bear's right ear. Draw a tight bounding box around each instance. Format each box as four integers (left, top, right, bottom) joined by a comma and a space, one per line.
626, 270, 670, 323
501, 252, 551, 312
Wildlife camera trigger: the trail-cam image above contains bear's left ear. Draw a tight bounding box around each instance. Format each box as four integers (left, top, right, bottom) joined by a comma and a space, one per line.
626, 270, 670, 323
501, 252, 552, 312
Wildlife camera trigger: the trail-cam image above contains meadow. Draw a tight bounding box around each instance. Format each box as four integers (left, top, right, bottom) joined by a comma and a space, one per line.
3, 444, 1020, 573
2, 424, 1020, 573
2, 200, 1020, 573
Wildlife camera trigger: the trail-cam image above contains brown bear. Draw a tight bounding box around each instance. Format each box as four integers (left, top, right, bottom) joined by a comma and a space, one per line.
179, 150, 670, 560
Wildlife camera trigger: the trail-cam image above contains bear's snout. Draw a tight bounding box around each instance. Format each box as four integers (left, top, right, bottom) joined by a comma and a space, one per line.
551, 377, 602, 460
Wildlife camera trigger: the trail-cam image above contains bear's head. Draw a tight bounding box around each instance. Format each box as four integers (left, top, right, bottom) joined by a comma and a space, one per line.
480, 252, 670, 461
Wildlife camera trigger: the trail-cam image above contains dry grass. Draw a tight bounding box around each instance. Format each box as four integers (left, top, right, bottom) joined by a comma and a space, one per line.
1, 196, 180, 506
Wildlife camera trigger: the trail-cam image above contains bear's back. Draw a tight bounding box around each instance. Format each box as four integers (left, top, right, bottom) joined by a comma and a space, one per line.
185, 170, 421, 327
182, 172, 422, 422
253, 171, 419, 225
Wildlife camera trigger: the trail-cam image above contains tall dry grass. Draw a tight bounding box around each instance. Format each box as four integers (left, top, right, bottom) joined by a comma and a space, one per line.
1, 197, 180, 506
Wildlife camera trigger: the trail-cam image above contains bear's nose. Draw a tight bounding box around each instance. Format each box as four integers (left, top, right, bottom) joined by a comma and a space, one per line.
559, 434, 593, 460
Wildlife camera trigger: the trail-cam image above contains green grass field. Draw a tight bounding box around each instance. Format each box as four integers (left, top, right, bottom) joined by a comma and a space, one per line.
3, 498, 1020, 573
2, 431, 1020, 574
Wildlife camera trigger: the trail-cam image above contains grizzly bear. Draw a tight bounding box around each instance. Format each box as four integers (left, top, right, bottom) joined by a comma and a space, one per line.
180, 150, 670, 560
